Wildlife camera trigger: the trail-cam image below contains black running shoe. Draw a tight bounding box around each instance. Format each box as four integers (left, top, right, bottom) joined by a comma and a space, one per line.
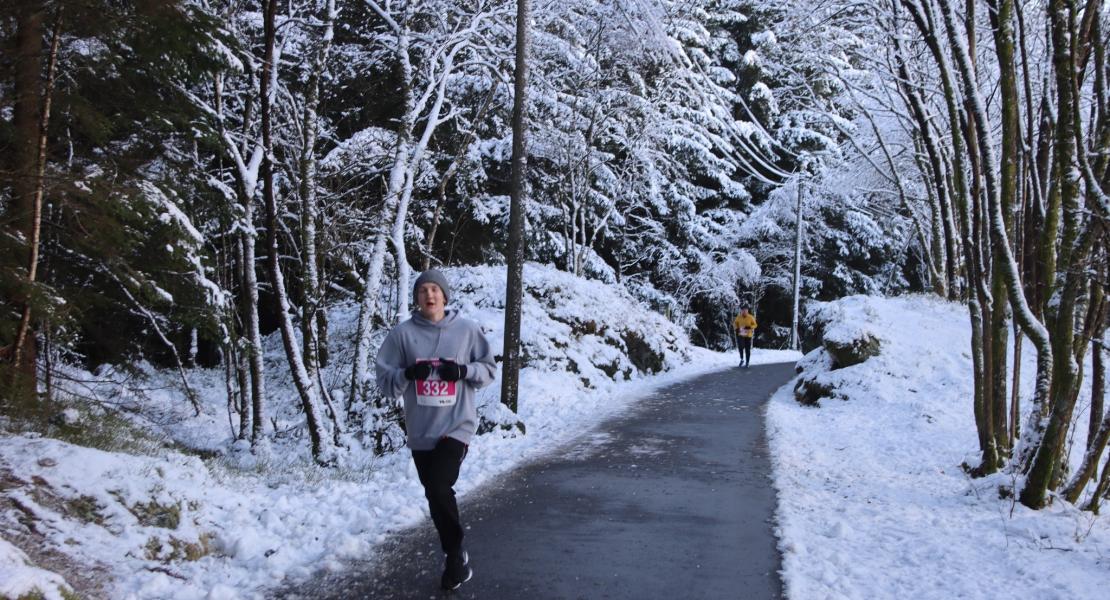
441, 549, 472, 591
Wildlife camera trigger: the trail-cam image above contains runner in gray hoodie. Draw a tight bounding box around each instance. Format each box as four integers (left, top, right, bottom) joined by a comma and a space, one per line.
375, 269, 496, 591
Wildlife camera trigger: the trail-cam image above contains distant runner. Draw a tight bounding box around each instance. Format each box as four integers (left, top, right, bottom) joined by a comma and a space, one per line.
733, 306, 757, 368
375, 269, 497, 591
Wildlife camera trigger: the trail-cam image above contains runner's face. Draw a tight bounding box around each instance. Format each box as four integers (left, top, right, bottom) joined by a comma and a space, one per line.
417, 283, 446, 321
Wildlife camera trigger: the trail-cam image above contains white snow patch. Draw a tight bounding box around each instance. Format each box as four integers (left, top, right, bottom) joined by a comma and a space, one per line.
0, 539, 75, 600
768, 294, 1110, 599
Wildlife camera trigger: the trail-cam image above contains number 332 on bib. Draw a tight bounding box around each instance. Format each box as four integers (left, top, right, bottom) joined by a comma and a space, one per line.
415, 359, 458, 407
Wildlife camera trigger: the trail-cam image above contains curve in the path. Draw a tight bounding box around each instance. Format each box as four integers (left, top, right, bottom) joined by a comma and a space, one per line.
288, 361, 796, 600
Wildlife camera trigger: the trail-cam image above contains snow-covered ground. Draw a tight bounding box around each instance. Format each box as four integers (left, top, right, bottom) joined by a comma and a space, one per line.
10, 282, 1104, 599
0, 264, 797, 599
768, 294, 1110, 599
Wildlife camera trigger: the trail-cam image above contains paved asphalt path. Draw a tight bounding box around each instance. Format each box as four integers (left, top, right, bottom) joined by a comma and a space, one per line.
284, 361, 796, 600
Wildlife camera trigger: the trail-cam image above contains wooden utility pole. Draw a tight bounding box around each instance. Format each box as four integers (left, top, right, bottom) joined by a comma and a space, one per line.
790, 179, 805, 351
501, 0, 530, 413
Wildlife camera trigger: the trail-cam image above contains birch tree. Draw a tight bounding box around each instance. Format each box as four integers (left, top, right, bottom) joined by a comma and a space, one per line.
349, 0, 512, 405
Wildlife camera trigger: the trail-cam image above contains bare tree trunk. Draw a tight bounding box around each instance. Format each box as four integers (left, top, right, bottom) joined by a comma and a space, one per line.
298, 0, 340, 442
892, 23, 956, 298
7, 9, 60, 409
1059, 259, 1109, 502
388, 30, 416, 321
986, 0, 1026, 458
1084, 456, 1110, 513
1087, 292, 1107, 450
241, 206, 266, 444
260, 0, 331, 463
934, 0, 1055, 492
236, 339, 251, 440
1015, 5, 1048, 317
1011, 318, 1023, 442
349, 230, 389, 405
1063, 369, 1109, 504
1021, 0, 1096, 509
228, 236, 252, 441
501, 0, 529, 413
219, 71, 269, 448
898, 0, 995, 470
901, 0, 998, 473
389, 44, 461, 320
952, 0, 1000, 472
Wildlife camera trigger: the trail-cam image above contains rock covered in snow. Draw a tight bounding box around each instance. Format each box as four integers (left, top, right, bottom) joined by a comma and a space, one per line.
801, 297, 883, 370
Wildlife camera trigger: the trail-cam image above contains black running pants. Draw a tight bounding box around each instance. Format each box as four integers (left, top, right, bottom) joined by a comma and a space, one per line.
411, 436, 469, 555
737, 335, 753, 364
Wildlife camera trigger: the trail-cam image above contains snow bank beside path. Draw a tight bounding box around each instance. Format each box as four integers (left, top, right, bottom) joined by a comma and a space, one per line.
767, 295, 1109, 599
1, 263, 798, 599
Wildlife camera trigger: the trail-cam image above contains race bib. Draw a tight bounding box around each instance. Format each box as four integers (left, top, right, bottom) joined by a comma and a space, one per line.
414, 359, 457, 407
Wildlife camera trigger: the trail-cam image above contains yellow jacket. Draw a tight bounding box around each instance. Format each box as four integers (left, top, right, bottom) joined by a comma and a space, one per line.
733, 313, 757, 338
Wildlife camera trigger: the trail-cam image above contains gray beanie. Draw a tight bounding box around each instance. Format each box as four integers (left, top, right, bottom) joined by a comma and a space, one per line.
413, 269, 450, 304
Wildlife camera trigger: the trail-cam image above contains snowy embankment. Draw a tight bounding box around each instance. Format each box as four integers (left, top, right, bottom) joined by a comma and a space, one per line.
769, 295, 1109, 599
0, 263, 798, 599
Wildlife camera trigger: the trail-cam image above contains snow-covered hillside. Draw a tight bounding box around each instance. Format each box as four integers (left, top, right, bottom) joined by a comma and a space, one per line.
0, 264, 796, 599
768, 295, 1109, 599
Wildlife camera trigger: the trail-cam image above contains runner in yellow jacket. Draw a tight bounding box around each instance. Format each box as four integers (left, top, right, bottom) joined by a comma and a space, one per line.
733, 307, 757, 368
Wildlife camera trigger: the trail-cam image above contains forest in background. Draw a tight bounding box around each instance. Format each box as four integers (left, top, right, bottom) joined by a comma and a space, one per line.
1, 0, 1107, 511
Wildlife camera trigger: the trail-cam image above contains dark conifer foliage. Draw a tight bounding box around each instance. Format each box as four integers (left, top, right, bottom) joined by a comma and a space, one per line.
1, 1, 227, 386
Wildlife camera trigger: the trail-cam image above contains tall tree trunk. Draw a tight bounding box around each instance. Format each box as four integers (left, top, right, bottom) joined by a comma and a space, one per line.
219, 72, 269, 447
936, 0, 1056, 493
241, 227, 266, 444
1086, 263, 1108, 452
501, 0, 530, 413
986, 0, 1025, 459
5, 5, 50, 408
1021, 0, 1092, 509
226, 235, 252, 441
349, 232, 388, 406
901, 0, 992, 470
954, 0, 1000, 473
260, 0, 330, 463
298, 0, 340, 441
1016, 4, 1048, 317
892, 26, 952, 298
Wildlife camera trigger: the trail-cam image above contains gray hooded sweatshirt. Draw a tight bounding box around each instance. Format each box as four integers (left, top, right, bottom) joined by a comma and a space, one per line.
375, 310, 497, 450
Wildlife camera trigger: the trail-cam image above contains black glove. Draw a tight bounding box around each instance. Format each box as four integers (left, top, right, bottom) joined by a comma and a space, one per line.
404, 362, 434, 381
436, 359, 467, 382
